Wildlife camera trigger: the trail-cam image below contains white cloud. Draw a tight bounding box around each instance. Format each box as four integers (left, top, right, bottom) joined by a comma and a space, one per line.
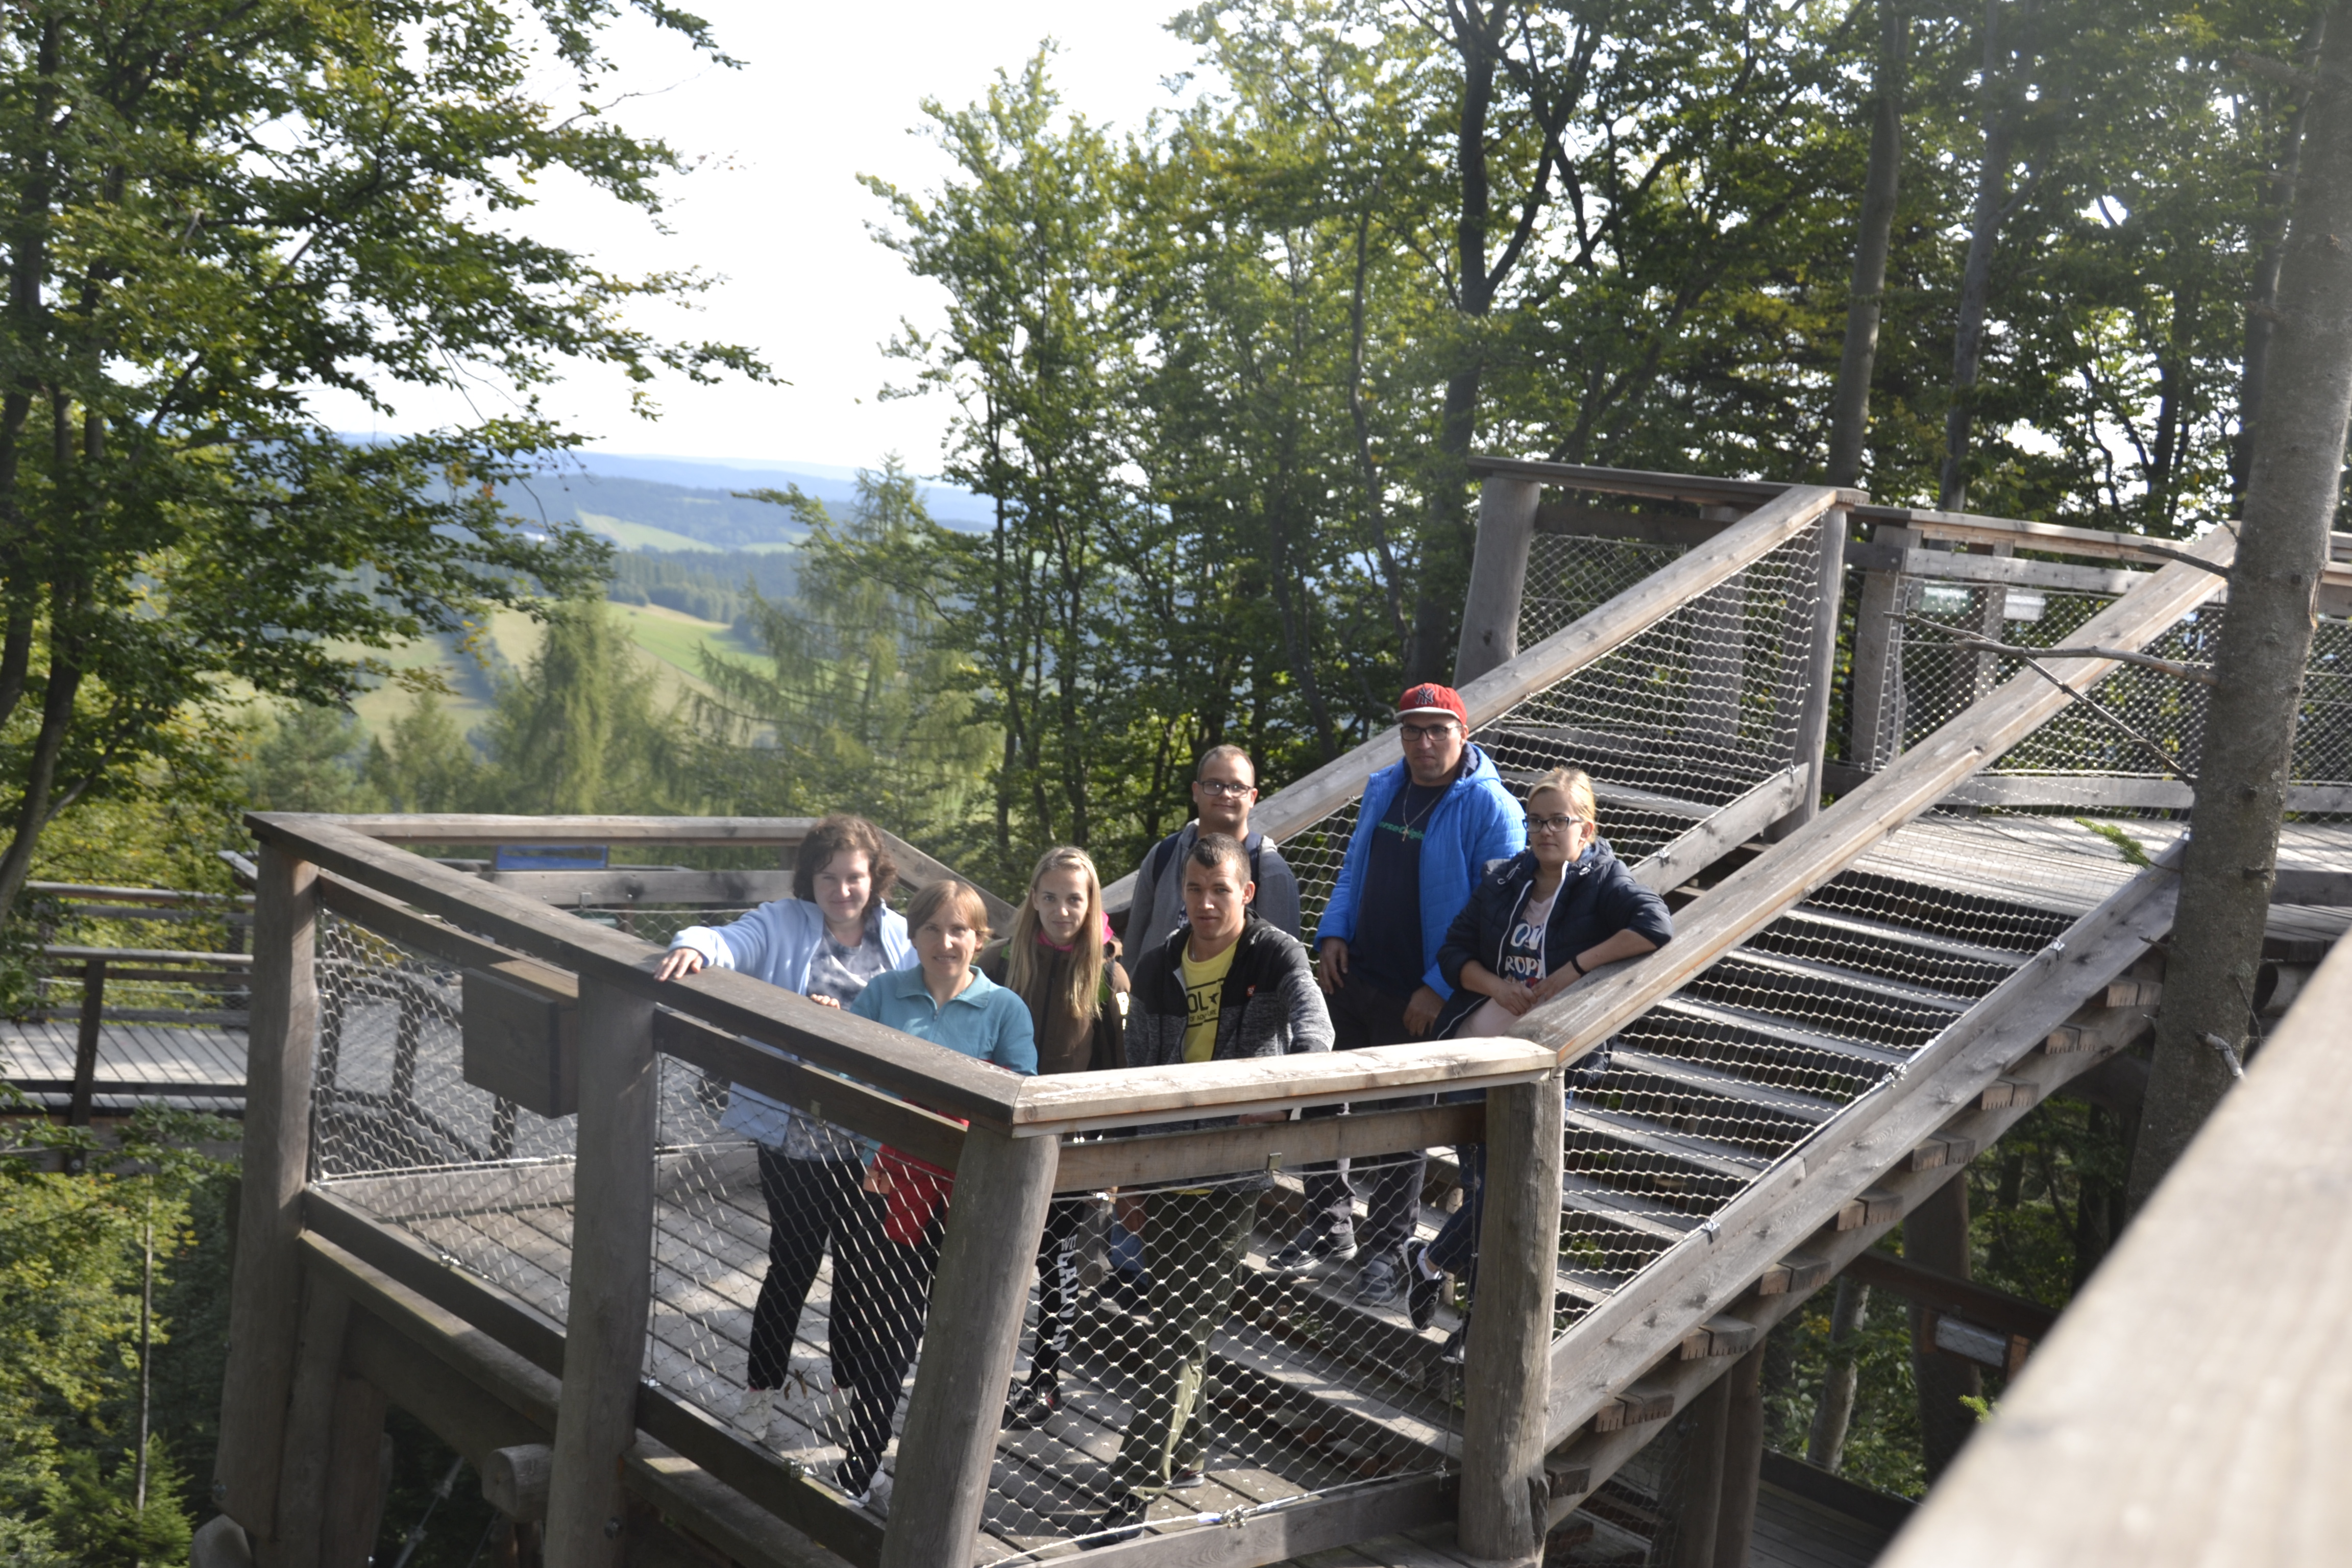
312, 2, 1203, 476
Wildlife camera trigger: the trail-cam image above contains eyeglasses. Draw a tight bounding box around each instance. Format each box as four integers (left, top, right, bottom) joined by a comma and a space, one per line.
1526, 814, 1590, 834
1196, 779, 1256, 797
1399, 722, 1459, 744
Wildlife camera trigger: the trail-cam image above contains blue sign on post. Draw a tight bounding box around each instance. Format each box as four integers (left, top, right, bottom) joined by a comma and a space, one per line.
492, 844, 610, 872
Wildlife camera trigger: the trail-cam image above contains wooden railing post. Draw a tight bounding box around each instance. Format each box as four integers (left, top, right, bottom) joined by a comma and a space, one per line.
1771, 507, 1851, 839
1460, 1067, 1564, 1564
1455, 475, 1545, 685
1846, 522, 1920, 773
544, 973, 658, 1567
879, 1123, 1059, 1568
65, 957, 107, 1159
213, 844, 320, 1539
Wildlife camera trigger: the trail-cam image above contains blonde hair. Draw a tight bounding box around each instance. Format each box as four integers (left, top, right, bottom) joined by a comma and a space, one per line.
1007, 847, 1106, 1026
905, 879, 992, 946
1528, 766, 1597, 824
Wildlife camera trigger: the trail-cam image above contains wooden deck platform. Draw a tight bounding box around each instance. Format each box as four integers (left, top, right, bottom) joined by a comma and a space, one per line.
1, 1018, 248, 1114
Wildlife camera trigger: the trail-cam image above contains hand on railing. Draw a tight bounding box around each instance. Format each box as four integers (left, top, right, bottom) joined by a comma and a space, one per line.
653, 947, 705, 983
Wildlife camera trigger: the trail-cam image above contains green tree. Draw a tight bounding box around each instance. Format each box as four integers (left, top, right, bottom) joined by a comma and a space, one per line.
703, 464, 994, 853
245, 705, 380, 814
475, 596, 680, 815
0, 0, 764, 929
363, 689, 484, 815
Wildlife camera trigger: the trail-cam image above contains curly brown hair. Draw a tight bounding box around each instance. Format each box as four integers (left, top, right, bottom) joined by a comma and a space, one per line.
792, 815, 898, 920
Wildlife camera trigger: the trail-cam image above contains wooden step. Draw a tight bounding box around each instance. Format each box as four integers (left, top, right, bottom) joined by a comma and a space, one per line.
1807, 864, 2076, 952
1629, 997, 1908, 1100
1749, 905, 2028, 995
1684, 952, 1971, 1052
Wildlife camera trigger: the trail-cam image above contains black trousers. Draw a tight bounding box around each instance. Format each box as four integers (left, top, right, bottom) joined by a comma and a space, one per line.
1027, 1196, 1089, 1385
1299, 973, 1432, 1259
829, 1212, 944, 1493
749, 1150, 885, 1391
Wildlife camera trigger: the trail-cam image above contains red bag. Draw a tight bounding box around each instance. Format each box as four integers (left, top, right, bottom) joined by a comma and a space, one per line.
874, 1144, 956, 1244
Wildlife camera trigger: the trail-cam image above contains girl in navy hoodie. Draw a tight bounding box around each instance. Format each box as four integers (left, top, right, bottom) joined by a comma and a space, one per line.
1415, 767, 1673, 1358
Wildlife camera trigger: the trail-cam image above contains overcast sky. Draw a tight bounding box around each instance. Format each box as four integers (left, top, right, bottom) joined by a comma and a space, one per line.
317, 3, 1204, 476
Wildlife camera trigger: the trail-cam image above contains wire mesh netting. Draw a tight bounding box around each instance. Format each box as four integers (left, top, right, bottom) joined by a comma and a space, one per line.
1854, 569, 2352, 805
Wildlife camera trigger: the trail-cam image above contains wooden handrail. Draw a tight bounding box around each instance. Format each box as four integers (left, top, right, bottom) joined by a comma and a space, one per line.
41, 943, 255, 966
1104, 483, 1845, 913
1463, 454, 1865, 510
29, 880, 254, 906
1510, 527, 2235, 1067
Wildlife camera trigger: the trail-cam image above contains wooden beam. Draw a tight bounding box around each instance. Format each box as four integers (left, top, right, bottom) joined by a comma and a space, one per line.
1457, 474, 1544, 683
1712, 1344, 1767, 1568
1630, 767, 1807, 894
1841, 1250, 2059, 1340
1006, 1037, 1554, 1132
1464, 455, 1864, 511
1533, 503, 1731, 549
878, 1124, 1058, 1568
1844, 542, 2152, 596
1460, 1071, 1566, 1563
1542, 839, 2186, 1448
488, 868, 800, 906
248, 814, 1028, 1128
1543, 982, 2154, 1531
651, 1009, 969, 1174
1058, 1472, 1452, 1566
341, 1308, 547, 1464
214, 843, 321, 1539
545, 976, 659, 1568
273, 1278, 355, 1566
318, 1374, 391, 1568
1050, 1101, 1485, 1191
1869, 939, 2352, 1564
1509, 531, 2231, 1077
1777, 510, 1849, 837
313, 814, 824, 846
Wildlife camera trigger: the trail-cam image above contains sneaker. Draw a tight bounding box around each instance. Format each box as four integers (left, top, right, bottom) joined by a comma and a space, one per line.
733, 1386, 773, 1432
1168, 1463, 1207, 1490
1003, 1377, 1062, 1431
1404, 1241, 1443, 1331
1268, 1224, 1359, 1278
1356, 1249, 1407, 1306
855, 1472, 893, 1517
1439, 1315, 1471, 1366
1088, 1492, 1152, 1549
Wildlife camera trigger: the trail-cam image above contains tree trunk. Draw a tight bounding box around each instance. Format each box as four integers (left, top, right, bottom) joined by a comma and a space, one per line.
1824, 0, 1907, 490
1940, 0, 2030, 511
2232, 23, 2321, 504
1805, 1276, 1871, 1472
2126, 0, 2352, 1212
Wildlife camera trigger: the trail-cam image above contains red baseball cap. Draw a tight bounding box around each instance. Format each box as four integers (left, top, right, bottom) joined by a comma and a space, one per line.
1396, 682, 1467, 726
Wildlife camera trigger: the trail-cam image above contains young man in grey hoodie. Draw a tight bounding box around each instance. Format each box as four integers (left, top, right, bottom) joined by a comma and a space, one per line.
1094, 834, 1331, 1542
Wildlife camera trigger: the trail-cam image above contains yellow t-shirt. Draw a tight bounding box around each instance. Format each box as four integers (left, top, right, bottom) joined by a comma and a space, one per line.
1180, 940, 1238, 1064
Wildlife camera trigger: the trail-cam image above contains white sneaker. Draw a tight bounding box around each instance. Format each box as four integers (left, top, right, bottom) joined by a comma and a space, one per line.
733, 1387, 774, 1432
856, 1472, 893, 1516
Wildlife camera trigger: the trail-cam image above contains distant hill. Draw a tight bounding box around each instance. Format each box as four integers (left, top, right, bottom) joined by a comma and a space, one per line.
569, 452, 995, 532
493, 471, 808, 552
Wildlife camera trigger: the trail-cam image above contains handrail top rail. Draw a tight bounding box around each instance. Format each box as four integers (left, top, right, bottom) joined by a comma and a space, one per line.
41, 944, 255, 966
317, 813, 821, 846
1464, 455, 1867, 510
30, 880, 255, 908
1004, 1037, 1558, 1133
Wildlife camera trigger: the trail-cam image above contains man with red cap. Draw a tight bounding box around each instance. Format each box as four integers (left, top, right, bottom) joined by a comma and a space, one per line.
1270, 682, 1525, 1306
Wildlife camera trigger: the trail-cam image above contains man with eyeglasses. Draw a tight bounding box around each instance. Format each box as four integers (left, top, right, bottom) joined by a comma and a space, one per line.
1123, 744, 1303, 957
1270, 683, 1524, 1306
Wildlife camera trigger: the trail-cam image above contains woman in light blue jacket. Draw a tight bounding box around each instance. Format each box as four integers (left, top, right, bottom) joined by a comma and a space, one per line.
655, 814, 916, 1447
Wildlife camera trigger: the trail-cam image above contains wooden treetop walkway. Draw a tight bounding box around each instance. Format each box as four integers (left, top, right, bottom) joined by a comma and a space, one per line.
183, 462, 2352, 1568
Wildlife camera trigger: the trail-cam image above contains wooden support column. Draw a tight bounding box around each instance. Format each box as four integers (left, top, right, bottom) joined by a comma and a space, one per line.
1846, 523, 1920, 771
270, 1279, 355, 1567
1907, 1168, 1979, 1482
879, 1123, 1059, 1568
214, 843, 321, 1539
66, 958, 107, 1144
544, 975, 658, 1568
1455, 475, 1545, 685
318, 1374, 391, 1568
1663, 1371, 1729, 1568
1770, 507, 1851, 839
1459, 1069, 1565, 1565
1712, 1344, 1767, 1568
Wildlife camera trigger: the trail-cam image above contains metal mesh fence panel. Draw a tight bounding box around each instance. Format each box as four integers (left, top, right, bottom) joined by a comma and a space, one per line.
1520, 533, 1689, 648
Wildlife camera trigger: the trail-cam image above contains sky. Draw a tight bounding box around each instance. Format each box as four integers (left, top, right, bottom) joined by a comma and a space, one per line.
316, 3, 1205, 479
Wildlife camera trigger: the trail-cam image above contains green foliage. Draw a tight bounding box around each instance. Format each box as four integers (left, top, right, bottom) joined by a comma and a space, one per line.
699, 465, 995, 862
365, 691, 488, 816
2077, 817, 2155, 869
44, 1442, 192, 1568
475, 596, 685, 815
247, 706, 384, 815
0, 0, 765, 928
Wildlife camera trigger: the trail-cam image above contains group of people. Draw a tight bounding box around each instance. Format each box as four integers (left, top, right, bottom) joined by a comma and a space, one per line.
655, 680, 1673, 1542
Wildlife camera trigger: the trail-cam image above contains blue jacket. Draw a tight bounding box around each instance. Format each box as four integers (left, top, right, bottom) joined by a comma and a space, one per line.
848, 966, 1039, 1078
669, 899, 918, 1152
1432, 840, 1674, 1037
1314, 744, 1527, 998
